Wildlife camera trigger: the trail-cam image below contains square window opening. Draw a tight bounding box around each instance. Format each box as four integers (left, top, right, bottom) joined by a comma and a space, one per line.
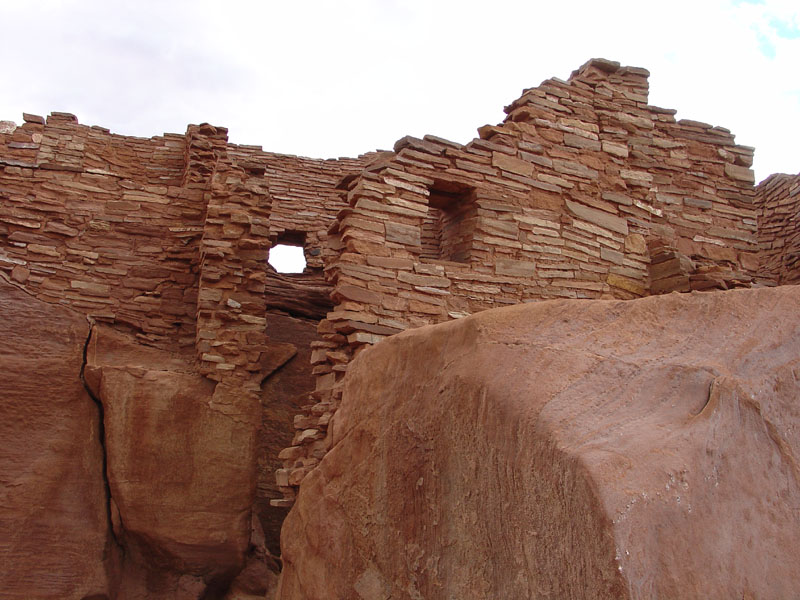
269, 231, 307, 274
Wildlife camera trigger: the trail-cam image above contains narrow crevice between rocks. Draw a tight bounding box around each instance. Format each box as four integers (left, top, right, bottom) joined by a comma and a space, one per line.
79, 321, 122, 549
265, 307, 326, 326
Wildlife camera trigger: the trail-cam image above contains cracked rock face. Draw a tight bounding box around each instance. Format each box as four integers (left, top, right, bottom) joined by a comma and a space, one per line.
84, 324, 260, 597
0, 278, 283, 599
0, 278, 112, 598
277, 286, 800, 599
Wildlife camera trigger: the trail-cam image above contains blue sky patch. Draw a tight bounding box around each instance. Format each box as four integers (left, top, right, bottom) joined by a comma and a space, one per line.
757, 32, 777, 58
768, 17, 800, 39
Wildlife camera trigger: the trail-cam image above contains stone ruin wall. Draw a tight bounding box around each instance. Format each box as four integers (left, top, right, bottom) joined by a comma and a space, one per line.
0, 112, 371, 531
0, 111, 200, 348
0, 112, 370, 354
276, 59, 769, 498
756, 172, 800, 285
1, 59, 797, 510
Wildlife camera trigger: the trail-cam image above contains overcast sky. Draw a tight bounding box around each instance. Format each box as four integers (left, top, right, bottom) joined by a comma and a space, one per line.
1, 0, 797, 183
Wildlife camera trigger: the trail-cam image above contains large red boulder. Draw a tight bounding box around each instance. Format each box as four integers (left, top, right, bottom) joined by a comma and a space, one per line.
277, 286, 800, 599
84, 325, 260, 597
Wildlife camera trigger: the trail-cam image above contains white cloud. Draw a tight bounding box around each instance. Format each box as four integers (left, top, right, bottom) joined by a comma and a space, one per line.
1, 0, 797, 180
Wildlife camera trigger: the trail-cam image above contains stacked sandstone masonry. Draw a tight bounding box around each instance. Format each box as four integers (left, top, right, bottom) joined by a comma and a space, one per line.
190, 123, 272, 384
0, 111, 201, 349
275, 59, 767, 500
1, 59, 796, 511
229, 144, 378, 319
0, 113, 369, 351
756, 172, 800, 285
0, 111, 371, 519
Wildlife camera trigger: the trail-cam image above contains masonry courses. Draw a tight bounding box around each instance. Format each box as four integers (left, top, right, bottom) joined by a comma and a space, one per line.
1, 58, 798, 508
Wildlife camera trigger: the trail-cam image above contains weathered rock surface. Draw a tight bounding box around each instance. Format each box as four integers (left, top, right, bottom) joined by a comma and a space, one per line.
84, 324, 260, 597
0, 277, 112, 598
278, 286, 800, 599
0, 275, 307, 598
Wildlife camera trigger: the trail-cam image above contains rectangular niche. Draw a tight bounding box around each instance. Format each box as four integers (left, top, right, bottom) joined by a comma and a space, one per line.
420, 180, 477, 263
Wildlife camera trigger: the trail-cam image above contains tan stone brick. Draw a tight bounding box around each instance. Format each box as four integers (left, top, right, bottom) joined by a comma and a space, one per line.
602, 141, 629, 158
724, 163, 755, 184
565, 200, 628, 235
69, 279, 110, 295
385, 221, 421, 246
625, 233, 647, 254
606, 273, 646, 295
495, 259, 536, 277
491, 152, 534, 177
